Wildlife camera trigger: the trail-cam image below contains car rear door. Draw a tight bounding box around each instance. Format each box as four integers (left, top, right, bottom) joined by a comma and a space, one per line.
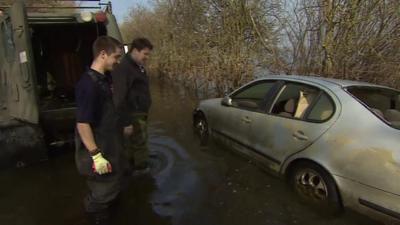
6, 1, 39, 123
247, 81, 339, 169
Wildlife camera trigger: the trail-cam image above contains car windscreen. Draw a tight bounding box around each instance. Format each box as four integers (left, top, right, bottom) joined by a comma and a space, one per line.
346, 86, 400, 129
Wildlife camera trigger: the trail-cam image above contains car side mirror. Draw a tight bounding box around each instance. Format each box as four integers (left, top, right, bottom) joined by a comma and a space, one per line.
221, 96, 232, 107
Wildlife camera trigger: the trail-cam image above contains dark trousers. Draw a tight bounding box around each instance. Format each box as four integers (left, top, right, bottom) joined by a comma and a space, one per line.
84, 174, 122, 213
124, 114, 149, 167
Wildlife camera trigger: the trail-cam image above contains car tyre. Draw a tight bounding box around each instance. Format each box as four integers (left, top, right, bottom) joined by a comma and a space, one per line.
289, 161, 342, 215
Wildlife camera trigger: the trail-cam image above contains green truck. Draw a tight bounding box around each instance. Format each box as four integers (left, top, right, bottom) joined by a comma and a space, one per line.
0, 1, 124, 169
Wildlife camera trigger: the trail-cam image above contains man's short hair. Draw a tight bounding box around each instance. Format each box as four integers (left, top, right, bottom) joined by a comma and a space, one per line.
130, 38, 153, 52
92, 36, 122, 58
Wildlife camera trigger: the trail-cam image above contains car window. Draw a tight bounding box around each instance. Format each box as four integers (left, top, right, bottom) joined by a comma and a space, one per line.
231, 81, 275, 111
270, 83, 319, 119
347, 86, 400, 129
307, 93, 334, 121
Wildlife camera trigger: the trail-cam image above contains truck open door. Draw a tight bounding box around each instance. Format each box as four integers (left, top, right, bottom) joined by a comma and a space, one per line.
105, 6, 123, 42
7, 0, 39, 124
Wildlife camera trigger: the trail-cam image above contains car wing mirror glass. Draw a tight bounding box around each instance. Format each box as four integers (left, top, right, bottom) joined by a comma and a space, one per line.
221, 96, 232, 107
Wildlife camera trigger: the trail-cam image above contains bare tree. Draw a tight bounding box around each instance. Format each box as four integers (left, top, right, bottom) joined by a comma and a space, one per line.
121, 0, 282, 95
281, 0, 400, 87
121, 0, 400, 94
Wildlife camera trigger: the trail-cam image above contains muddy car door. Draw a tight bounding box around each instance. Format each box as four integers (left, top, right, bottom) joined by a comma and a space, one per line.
248, 81, 339, 170
214, 80, 277, 154
6, 1, 38, 124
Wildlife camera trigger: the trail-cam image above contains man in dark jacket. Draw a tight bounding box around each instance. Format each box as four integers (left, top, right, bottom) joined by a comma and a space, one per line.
75, 36, 123, 225
112, 38, 153, 174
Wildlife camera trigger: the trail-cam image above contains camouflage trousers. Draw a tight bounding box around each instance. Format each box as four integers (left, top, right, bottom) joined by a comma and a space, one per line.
124, 115, 149, 168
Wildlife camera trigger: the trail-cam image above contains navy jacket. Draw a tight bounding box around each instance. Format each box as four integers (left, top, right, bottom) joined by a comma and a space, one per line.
112, 55, 152, 126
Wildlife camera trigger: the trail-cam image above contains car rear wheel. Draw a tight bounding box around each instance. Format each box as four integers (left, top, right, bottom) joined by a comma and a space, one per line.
289, 162, 342, 214
194, 115, 209, 146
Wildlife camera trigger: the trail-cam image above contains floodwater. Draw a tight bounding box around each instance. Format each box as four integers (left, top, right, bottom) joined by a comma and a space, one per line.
0, 79, 380, 225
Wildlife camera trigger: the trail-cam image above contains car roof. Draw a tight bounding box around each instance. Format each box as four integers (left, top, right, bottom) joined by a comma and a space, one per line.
257, 75, 396, 91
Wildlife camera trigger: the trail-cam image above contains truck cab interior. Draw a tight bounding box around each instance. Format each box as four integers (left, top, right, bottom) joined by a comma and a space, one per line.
31, 21, 107, 145
0, 2, 123, 168
1, 1, 122, 148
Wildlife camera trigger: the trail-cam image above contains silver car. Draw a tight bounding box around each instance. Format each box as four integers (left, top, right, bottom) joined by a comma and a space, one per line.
193, 75, 400, 224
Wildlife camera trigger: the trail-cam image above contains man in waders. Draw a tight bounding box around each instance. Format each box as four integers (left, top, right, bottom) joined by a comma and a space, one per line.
112, 38, 153, 176
75, 36, 123, 225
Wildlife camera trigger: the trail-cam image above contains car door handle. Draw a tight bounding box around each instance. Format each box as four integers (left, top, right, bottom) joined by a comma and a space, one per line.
241, 116, 252, 123
293, 130, 308, 141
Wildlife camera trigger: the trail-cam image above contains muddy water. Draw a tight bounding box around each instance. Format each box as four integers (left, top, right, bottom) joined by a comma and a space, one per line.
0, 80, 379, 225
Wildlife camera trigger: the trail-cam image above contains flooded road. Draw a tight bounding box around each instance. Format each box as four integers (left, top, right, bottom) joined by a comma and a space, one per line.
0, 80, 379, 225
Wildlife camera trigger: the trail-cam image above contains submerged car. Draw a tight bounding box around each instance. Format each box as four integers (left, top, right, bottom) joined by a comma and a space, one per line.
193, 75, 400, 224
